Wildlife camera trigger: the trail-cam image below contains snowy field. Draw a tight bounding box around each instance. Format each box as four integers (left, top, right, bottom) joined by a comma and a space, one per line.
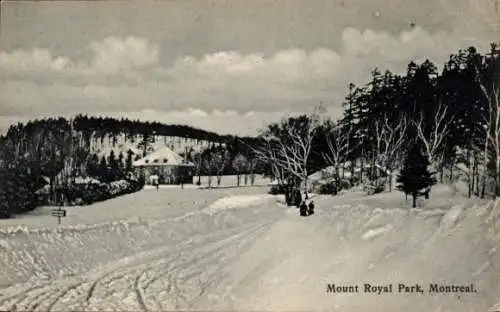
0, 177, 499, 311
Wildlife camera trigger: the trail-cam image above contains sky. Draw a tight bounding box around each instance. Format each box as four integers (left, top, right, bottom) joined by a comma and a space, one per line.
0, 0, 499, 136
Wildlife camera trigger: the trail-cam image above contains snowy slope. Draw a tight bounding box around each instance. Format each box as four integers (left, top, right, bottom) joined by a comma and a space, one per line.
0, 183, 499, 312
205, 187, 500, 312
89, 133, 212, 159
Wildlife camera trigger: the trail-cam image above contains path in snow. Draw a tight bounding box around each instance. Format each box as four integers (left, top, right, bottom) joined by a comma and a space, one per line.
1, 185, 499, 312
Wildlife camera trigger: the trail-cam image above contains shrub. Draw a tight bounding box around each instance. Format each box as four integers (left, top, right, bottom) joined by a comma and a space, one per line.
318, 182, 337, 195
0, 164, 39, 218
58, 178, 144, 206
339, 179, 351, 190
269, 184, 287, 195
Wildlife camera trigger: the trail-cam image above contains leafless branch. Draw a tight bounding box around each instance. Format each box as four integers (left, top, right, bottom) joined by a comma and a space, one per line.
413, 101, 454, 168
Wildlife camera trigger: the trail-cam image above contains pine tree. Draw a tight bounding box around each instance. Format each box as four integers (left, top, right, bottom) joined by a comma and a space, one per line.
108, 150, 119, 181
117, 151, 125, 179
99, 155, 108, 182
118, 151, 124, 168
126, 149, 134, 172
0, 167, 12, 218
396, 144, 437, 208
86, 153, 100, 178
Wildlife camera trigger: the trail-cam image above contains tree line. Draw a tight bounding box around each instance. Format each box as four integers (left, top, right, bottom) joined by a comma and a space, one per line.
251, 43, 500, 205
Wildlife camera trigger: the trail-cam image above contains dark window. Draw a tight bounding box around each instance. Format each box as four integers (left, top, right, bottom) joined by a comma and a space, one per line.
153, 159, 159, 163
145, 159, 149, 164
163, 158, 168, 163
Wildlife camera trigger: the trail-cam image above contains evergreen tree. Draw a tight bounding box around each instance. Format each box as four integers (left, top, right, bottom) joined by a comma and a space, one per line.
396, 144, 437, 208
108, 150, 119, 181
117, 151, 125, 179
99, 155, 108, 182
0, 160, 38, 217
86, 154, 100, 178
126, 149, 134, 172
118, 151, 124, 168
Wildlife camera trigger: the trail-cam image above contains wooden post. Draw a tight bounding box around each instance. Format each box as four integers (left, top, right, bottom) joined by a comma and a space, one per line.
51, 207, 67, 225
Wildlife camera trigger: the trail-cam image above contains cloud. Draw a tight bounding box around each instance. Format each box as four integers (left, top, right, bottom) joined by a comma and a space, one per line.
0, 28, 494, 135
0, 36, 158, 85
89, 36, 159, 74
0, 48, 74, 72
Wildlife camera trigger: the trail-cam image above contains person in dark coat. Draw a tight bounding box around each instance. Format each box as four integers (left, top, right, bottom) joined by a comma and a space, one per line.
300, 201, 308, 216
308, 200, 315, 216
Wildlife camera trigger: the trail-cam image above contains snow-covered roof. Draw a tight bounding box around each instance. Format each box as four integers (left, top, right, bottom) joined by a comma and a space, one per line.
133, 146, 195, 167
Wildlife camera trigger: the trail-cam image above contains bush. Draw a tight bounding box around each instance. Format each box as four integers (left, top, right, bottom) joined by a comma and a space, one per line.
58, 178, 144, 206
339, 179, 351, 190
312, 177, 354, 195
317, 182, 337, 195
0, 164, 39, 218
349, 176, 361, 187
268, 184, 287, 195
364, 179, 386, 195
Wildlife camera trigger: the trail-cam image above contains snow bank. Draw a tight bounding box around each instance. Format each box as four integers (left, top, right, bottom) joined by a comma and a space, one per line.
202, 194, 274, 215
0, 185, 272, 229
0, 187, 282, 288
0, 182, 498, 312
207, 192, 500, 312
361, 224, 394, 240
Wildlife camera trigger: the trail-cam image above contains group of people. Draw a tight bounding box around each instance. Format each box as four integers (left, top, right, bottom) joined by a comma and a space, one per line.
284, 185, 315, 217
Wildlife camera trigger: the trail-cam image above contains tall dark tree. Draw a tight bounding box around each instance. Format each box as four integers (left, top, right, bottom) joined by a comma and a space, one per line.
99, 155, 108, 182
396, 144, 437, 208
126, 149, 134, 172
86, 153, 100, 178
108, 150, 119, 181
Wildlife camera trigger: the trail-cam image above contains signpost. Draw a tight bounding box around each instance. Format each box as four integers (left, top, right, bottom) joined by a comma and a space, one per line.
51, 207, 67, 225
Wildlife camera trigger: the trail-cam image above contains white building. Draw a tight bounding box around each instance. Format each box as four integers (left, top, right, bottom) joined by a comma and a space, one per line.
132, 147, 195, 185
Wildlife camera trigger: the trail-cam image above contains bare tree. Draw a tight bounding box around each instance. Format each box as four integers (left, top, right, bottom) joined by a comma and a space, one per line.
192, 151, 203, 185
477, 67, 500, 196
374, 114, 409, 191
246, 158, 256, 186
265, 114, 319, 199
232, 154, 248, 186
414, 102, 454, 173
322, 121, 351, 191
201, 150, 213, 188
209, 146, 230, 187
250, 138, 286, 186
247, 114, 319, 199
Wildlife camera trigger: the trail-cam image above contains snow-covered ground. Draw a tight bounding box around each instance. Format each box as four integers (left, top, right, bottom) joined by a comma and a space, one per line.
0, 181, 499, 311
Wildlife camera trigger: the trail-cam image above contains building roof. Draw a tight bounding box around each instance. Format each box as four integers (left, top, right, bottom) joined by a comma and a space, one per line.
133, 146, 195, 167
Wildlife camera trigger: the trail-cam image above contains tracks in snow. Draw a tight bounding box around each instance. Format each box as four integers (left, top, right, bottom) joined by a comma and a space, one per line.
0, 220, 272, 312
